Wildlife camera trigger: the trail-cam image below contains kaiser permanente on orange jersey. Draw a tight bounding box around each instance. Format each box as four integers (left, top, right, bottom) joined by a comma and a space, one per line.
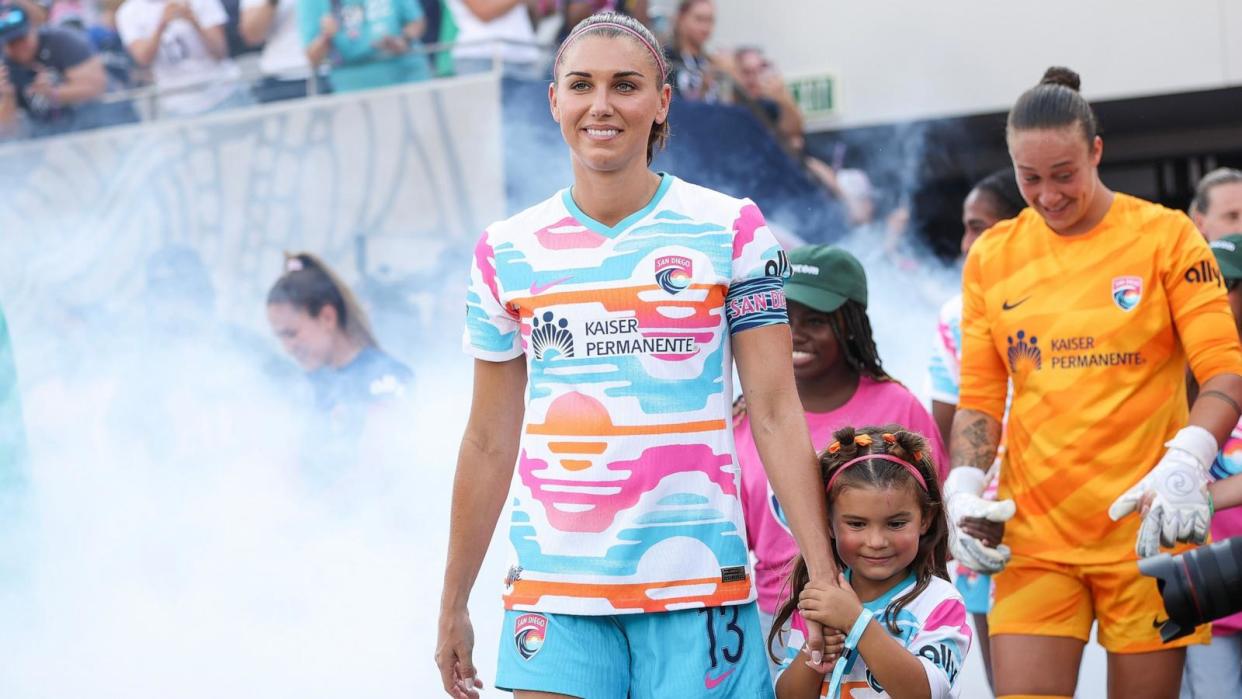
958, 193, 1242, 564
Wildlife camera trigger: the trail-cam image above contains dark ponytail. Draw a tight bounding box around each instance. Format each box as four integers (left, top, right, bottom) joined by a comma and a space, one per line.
267, 252, 378, 348
1007, 66, 1098, 145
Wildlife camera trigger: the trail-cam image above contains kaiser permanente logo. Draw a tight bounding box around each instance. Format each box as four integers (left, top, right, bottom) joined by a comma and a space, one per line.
1007, 330, 1145, 373
1007, 331, 1041, 373
530, 310, 700, 360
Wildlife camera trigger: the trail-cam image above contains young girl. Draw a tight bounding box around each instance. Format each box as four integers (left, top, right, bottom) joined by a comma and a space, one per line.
774, 425, 970, 699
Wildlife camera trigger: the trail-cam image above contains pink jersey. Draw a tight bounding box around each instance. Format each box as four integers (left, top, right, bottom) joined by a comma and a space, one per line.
734, 377, 948, 613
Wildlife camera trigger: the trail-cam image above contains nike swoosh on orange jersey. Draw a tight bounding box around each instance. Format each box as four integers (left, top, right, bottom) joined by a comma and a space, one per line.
530, 277, 572, 295
704, 668, 735, 690
1002, 296, 1031, 311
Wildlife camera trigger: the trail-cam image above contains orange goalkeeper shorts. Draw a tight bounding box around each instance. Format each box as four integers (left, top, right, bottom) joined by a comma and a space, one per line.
989, 553, 1210, 653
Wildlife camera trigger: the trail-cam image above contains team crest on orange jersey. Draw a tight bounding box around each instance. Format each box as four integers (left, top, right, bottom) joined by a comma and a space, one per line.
1112, 276, 1142, 311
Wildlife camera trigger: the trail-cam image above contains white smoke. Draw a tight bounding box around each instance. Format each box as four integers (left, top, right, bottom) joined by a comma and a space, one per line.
0, 332, 517, 697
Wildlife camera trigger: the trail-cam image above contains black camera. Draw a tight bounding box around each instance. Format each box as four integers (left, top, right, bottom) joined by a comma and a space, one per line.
1139, 536, 1242, 642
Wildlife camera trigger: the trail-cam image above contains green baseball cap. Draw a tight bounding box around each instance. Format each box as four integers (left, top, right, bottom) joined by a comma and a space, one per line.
1211, 234, 1242, 283
784, 245, 868, 312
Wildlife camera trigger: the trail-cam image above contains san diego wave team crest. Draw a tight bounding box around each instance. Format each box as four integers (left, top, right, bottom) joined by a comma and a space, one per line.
514, 613, 547, 660
1112, 276, 1142, 311
655, 255, 693, 294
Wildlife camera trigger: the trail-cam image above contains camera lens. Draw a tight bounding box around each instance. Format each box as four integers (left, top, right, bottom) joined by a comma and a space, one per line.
1140, 536, 1242, 642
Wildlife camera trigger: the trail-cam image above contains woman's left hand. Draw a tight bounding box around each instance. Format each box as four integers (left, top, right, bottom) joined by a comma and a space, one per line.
798, 572, 865, 634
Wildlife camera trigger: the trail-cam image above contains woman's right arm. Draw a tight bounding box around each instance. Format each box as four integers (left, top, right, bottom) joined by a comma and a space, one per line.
436, 356, 527, 699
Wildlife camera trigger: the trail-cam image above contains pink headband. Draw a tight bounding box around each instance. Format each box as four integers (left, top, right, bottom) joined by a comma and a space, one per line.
826, 454, 929, 494
552, 21, 668, 82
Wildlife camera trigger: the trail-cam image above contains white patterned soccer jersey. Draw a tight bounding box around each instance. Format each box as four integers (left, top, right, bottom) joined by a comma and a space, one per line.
780, 575, 972, 698
463, 175, 790, 615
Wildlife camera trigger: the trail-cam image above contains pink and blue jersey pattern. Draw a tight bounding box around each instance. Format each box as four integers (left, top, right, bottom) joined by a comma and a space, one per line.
463, 175, 790, 615
779, 575, 972, 698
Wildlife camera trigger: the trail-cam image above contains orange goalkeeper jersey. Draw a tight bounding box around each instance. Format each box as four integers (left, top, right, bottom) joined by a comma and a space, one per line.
959, 193, 1242, 563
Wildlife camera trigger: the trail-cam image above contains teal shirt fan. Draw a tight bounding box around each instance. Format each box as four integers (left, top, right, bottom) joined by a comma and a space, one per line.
298, 0, 430, 92
0, 305, 26, 489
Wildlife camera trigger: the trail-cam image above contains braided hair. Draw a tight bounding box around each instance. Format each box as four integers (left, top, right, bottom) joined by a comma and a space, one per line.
828, 300, 892, 383
767, 424, 949, 661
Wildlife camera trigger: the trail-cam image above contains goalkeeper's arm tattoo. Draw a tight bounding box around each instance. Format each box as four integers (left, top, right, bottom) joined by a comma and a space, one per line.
950, 409, 1002, 471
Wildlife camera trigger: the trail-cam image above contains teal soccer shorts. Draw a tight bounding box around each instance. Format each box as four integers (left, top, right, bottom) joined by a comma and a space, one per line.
496, 602, 775, 698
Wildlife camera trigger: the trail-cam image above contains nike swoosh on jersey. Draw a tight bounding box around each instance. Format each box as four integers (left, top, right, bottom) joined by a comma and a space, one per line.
704, 668, 735, 690
1002, 296, 1031, 311
529, 276, 572, 295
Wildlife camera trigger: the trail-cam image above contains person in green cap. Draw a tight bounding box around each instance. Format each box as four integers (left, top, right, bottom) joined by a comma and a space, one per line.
732, 244, 966, 667
0, 302, 26, 490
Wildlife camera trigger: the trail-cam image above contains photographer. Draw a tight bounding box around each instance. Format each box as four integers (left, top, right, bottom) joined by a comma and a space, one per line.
0, 5, 134, 138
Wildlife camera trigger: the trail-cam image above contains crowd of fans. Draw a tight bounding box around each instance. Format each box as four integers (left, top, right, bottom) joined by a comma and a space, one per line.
0, 1, 820, 158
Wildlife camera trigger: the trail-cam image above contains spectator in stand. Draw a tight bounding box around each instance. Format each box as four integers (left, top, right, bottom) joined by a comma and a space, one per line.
664, 0, 726, 102
0, 5, 136, 137
1190, 167, 1242, 242
731, 45, 803, 153
444, 0, 540, 75
556, 0, 648, 43
117, 0, 250, 117
240, 0, 320, 101
86, 0, 137, 87
47, 0, 97, 27
300, 0, 429, 93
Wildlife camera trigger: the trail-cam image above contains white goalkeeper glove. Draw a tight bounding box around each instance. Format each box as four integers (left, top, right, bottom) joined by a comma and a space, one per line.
1108, 426, 1216, 558
944, 467, 1015, 574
